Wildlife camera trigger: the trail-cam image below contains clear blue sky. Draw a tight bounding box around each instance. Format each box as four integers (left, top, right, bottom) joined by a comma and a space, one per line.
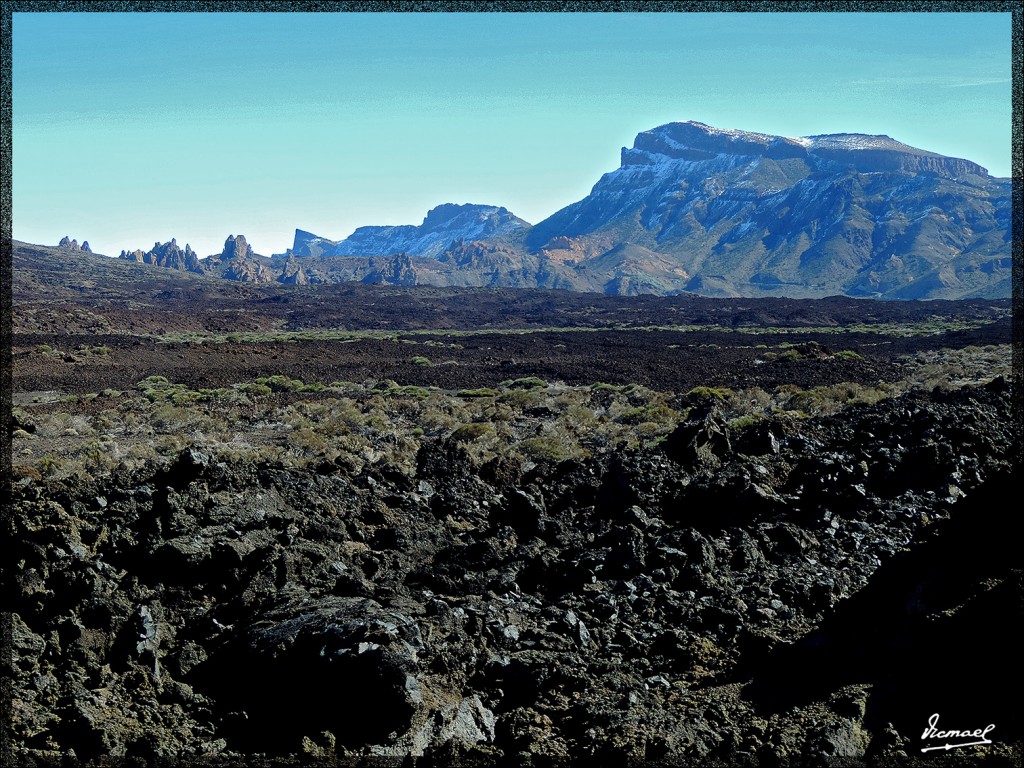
12, 11, 1013, 257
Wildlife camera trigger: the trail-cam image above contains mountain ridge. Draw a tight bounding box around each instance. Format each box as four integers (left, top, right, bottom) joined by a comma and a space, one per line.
292, 203, 531, 260
87, 120, 1009, 300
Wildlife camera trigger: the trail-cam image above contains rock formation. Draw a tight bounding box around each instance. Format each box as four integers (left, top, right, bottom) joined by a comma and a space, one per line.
119, 238, 203, 274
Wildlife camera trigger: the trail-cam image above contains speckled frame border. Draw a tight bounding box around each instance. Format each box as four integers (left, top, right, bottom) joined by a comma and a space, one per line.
1, 3, 1021, 767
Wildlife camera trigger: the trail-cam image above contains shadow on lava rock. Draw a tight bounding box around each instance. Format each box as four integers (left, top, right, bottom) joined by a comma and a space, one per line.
740, 467, 1021, 753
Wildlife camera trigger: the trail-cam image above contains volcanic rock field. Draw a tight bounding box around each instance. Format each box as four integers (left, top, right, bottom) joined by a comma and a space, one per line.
5, 242, 1020, 765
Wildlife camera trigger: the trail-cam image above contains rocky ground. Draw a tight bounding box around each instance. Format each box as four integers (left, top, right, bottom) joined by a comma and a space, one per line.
8, 375, 1021, 766
5, 244, 1020, 765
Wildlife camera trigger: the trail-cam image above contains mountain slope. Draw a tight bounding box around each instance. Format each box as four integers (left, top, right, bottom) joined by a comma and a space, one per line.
525, 121, 1010, 298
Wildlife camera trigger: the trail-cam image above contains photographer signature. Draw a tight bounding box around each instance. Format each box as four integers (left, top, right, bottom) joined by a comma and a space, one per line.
920, 713, 995, 753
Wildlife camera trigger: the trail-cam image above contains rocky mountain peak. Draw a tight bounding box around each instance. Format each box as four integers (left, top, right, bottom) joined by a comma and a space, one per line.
421, 203, 520, 232
630, 121, 810, 165
525, 120, 1008, 298
58, 236, 82, 251
222, 235, 252, 260
292, 229, 339, 258
293, 229, 322, 249
626, 121, 987, 178
297, 204, 531, 261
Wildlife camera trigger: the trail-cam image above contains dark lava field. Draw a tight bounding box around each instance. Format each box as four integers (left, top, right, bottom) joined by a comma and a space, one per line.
5, 242, 1021, 766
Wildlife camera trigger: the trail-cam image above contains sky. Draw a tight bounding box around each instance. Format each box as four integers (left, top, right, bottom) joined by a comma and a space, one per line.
12, 10, 1013, 258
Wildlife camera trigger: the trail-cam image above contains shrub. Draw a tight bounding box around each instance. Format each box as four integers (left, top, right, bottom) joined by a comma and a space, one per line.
451, 423, 495, 442
498, 388, 543, 409
773, 383, 803, 397
288, 427, 329, 457
12, 464, 42, 482
393, 385, 432, 400
504, 377, 549, 391
170, 389, 203, 405
517, 436, 579, 464
256, 375, 305, 392
239, 382, 273, 397
722, 387, 773, 421
85, 437, 120, 472
728, 414, 764, 430
410, 356, 433, 366
36, 455, 63, 477
458, 388, 499, 398
138, 375, 171, 391
685, 386, 733, 402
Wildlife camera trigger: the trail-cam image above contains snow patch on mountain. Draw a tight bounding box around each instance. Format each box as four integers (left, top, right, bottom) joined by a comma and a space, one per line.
295, 204, 531, 260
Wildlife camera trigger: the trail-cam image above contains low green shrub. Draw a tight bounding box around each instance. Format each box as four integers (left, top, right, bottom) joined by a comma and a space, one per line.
503, 377, 549, 390
517, 435, 579, 463
255, 375, 305, 392
138, 375, 171, 391
451, 423, 495, 442
686, 386, 733, 401
458, 388, 499, 398
728, 414, 764, 430
239, 382, 273, 397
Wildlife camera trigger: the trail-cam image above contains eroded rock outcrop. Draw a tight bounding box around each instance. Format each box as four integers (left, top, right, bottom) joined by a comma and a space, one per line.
119, 238, 203, 274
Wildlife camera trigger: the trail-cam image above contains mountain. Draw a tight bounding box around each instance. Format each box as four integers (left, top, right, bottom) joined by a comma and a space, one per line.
293, 203, 531, 259
105, 122, 1011, 299
525, 121, 1011, 298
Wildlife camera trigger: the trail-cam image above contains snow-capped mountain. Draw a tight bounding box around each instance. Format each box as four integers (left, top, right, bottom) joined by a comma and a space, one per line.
524, 121, 1008, 298
293, 203, 531, 260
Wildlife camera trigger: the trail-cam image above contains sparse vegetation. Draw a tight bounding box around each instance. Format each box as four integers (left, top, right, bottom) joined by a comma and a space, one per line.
13, 334, 1010, 484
